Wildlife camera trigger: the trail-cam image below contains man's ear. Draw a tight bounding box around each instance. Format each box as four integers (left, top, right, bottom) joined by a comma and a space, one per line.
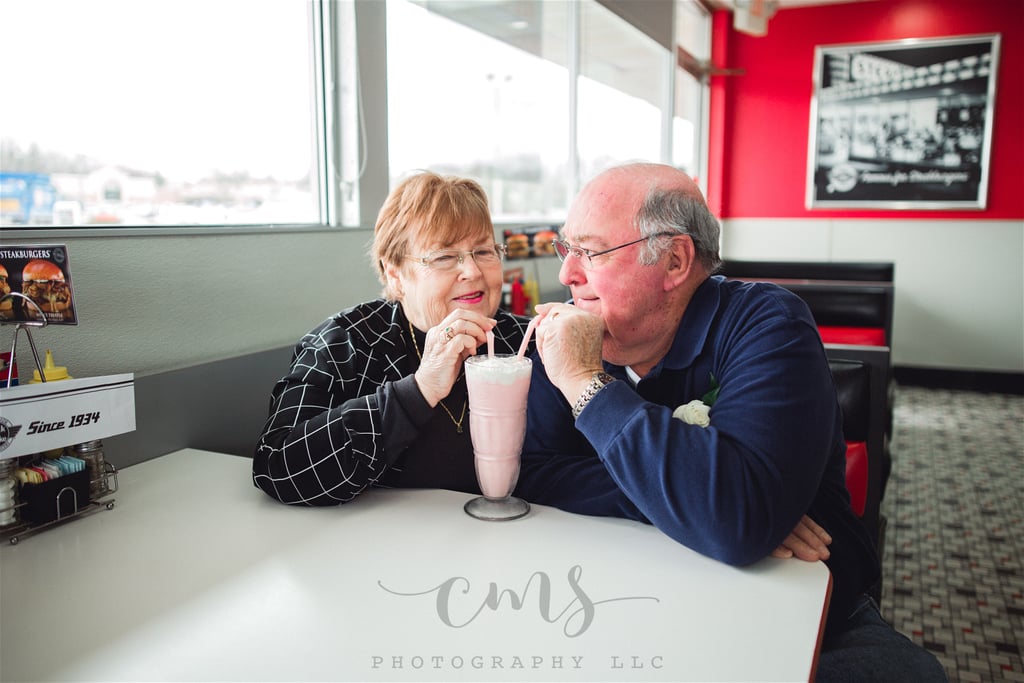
664, 235, 697, 291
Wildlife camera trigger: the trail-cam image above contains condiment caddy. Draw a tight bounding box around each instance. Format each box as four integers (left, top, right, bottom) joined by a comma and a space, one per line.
1, 298, 135, 544
0, 443, 119, 545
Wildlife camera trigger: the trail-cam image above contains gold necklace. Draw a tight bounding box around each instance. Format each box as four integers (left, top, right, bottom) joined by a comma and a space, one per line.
407, 321, 468, 433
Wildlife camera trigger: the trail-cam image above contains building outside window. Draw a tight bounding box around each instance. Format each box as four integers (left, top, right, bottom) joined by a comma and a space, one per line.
0, 0, 320, 228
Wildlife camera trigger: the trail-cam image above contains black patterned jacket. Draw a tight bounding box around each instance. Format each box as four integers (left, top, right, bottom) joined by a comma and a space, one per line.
253, 299, 531, 506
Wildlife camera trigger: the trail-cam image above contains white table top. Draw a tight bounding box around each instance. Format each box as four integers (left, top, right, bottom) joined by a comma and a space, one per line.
0, 449, 831, 682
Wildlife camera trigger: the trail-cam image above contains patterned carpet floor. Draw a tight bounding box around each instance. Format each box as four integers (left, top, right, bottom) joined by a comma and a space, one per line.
880, 384, 1024, 682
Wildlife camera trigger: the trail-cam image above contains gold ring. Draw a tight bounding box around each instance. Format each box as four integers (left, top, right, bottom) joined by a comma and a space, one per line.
444, 326, 454, 342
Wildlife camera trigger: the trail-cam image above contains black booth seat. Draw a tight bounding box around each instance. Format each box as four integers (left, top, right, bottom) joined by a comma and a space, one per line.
826, 344, 891, 602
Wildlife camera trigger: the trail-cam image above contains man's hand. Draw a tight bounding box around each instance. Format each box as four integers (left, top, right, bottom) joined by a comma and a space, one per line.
771, 515, 832, 561
533, 302, 606, 405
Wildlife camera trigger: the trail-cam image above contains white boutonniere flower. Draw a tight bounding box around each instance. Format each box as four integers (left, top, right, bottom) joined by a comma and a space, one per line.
673, 400, 710, 427
672, 374, 719, 428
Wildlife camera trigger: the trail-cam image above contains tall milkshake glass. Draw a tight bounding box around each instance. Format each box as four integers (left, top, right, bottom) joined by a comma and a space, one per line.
463, 354, 532, 521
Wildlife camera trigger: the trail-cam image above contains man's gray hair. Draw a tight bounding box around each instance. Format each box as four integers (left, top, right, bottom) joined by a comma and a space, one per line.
635, 188, 722, 273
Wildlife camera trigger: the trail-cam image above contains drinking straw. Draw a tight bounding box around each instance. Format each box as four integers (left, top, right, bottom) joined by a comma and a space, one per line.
516, 316, 541, 360
486, 329, 495, 358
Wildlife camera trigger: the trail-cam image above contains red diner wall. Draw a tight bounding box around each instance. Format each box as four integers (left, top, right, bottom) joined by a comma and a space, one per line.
707, 0, 1024, 220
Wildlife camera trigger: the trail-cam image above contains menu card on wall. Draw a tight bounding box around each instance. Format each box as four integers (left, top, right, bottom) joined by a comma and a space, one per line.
0, 244, 78, 325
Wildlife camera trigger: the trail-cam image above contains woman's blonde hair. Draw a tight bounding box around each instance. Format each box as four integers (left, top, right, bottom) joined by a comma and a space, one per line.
371, 171, 494, 300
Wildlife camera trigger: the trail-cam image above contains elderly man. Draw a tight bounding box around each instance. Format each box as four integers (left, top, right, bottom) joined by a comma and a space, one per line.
516, 162, 945, 680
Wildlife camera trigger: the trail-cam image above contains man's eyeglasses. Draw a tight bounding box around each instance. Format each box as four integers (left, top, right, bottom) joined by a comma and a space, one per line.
552, 232, 679, 270
406, 244, 506, 271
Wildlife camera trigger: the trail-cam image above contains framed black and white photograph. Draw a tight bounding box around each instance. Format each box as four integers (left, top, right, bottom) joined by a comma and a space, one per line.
806, 34, 1000, 210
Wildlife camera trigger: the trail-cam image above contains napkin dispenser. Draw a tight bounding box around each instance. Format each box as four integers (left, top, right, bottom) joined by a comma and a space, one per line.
20, 469, 91, 524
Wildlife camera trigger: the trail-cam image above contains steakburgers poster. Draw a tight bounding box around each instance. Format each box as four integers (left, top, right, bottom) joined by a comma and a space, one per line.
0, 244, 78, 325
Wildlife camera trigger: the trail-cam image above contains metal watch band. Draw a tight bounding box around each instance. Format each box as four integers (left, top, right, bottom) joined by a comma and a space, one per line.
571, 371, 615, 420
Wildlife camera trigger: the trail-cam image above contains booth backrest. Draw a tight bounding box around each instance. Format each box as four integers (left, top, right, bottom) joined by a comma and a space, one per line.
719, 260, 894, 348
104, 346, 292, 468
794, 287, 890, 331
720, 260, 894, 283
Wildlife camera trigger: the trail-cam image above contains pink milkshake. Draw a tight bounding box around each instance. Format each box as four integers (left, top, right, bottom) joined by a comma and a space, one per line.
464, 354, 532, 520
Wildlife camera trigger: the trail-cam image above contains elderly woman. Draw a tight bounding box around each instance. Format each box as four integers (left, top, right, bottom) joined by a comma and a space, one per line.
253, 172, 530, 505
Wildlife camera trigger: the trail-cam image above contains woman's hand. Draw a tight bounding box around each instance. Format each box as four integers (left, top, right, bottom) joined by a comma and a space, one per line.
771, 515, 832, 561
413, 311, 494, 407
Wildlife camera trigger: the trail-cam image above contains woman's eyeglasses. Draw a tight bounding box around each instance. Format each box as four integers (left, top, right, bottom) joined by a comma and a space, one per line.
406, 244, 506, 271
552, 232, 678, 270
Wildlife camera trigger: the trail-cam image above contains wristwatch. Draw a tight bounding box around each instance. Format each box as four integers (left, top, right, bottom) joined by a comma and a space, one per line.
571, 371, 615, 420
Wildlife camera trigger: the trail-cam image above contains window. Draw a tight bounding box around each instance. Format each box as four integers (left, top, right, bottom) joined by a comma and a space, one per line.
0, 0, 321, 227
386, 0, 571, 222
1, 0, 710, 231
577, 1, 665, 181
386, 0, 710, 223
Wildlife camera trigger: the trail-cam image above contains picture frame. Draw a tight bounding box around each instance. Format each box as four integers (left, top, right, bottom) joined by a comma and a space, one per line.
806, 34, 1000, 210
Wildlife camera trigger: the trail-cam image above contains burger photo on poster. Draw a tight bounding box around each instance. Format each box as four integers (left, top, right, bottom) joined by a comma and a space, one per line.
505, 233, 531, 259
21, 259, 72, 321
0, 265, 12, 320
533, 229, 558, 257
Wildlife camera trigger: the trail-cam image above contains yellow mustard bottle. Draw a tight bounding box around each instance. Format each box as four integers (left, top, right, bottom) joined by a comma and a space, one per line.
29, 350, 73, 457
29, 349, 72, 384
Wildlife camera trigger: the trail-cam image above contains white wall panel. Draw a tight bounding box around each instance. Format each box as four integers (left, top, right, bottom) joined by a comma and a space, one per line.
721, 218, 1024, 372
3, 230, 380, 379
720, 218, 834, 260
